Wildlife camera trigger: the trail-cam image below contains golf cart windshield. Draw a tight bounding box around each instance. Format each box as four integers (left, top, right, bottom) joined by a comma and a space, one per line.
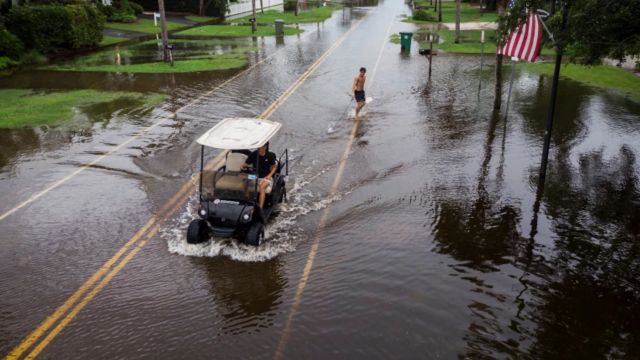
200, 169, 258, 203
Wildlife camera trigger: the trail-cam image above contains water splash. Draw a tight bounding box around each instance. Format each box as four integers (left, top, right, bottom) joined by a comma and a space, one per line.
164, 162, 350, 262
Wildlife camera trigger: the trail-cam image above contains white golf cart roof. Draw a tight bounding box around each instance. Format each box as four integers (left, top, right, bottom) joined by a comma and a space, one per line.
196, 118, 282, 150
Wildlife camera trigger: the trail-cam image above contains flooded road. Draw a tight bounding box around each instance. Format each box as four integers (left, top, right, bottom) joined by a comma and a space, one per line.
2, 0, 640, 358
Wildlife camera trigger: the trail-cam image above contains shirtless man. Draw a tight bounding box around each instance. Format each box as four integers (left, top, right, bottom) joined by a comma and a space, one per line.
352, 67, 366, 117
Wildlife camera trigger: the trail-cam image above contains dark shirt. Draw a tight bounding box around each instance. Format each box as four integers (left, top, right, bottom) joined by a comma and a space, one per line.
246, 150, 276, 178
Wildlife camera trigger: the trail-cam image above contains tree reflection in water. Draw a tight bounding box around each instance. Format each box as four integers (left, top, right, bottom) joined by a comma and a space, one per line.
431, 104, 640, 357
528, 146, 640, 358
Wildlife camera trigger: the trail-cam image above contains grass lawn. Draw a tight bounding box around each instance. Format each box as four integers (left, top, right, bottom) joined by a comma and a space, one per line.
99, 35, 129, 46
105, 18, 186, 34
185, 15, 216, 23
417, 29, 555, 56
176, 24, 303, 37
0, 89, 165, 128
521, 63, 640, 100
232, 6, 338, 24
50, 54, 249, 73
412, 1, 498, 23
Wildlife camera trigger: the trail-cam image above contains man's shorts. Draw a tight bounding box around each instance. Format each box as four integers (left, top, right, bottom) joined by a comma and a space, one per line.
354, 90, 365, 103
259, 178, 273, 193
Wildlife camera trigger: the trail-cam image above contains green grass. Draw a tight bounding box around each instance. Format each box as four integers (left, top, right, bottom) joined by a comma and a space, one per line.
99, 36, 130, 46
412, 1, 498, 23
232, 7, 338, 24
521, 63, 640, 100
185, 15, 216, 23
416, 29, 555, 56
50, 54, 249, 73
105, 18, 186, 34
0, 89, 165, 128
138, 38, 245, 46
432, 29, 497, 54
389, 34, 400, 44
176, 24, 303, 37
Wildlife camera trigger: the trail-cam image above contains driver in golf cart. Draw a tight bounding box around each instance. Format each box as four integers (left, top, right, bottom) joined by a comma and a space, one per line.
240, 141, 277, 208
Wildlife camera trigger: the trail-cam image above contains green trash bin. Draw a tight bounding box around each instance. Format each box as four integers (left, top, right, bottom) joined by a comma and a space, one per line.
275, 19, 285, 36
399, 31, 413, 51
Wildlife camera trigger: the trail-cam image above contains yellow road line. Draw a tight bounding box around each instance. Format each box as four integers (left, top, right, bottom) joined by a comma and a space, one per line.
274, 15, 395, 360
25, 187, 193, 360
3, 151, 220, 360
6, 18, 366, 360
0, 30, 318, 224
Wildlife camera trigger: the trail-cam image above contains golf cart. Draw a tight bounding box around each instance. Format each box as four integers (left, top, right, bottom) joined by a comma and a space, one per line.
187, 118, 289, 246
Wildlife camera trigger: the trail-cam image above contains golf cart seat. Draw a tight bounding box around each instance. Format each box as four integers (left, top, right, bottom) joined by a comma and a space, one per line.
214, 173, 247, 192
225, 152, 248, 172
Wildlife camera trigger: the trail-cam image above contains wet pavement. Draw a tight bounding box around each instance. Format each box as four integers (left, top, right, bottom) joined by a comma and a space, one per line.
1, 0, 640, 359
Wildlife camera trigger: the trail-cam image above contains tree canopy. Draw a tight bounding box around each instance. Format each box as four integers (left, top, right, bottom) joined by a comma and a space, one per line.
498, 0, 640, 65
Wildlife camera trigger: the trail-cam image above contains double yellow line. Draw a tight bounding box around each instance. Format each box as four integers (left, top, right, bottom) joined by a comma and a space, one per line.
6, 17, 365, 360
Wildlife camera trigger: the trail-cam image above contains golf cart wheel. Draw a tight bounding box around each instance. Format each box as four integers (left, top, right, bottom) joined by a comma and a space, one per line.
245, 222, 265, 246
187, 220, 208, 244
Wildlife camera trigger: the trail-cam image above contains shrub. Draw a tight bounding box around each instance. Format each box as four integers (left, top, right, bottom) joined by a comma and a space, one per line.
97, 2, 115, 19
20, 50, 47, 65
6, 5, 69, 51
66, 4, 105, 48
6, 4, 104, 52
0, 30, 24, 60
413, 9, 434, 21
0, 55, 17, 70
129, 1, 144, 15
283, 0, 297, 12
109, 12, 137, 23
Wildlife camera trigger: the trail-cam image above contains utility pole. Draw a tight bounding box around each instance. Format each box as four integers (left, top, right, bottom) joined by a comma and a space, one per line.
251, 0, 257, 33
158, 0, 169, 61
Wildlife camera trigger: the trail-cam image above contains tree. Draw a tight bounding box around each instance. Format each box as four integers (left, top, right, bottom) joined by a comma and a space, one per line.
454, 0, 461, 43
251, 0, 256, 32
497, 0, 640, 65
565, 0, 640, 65
158, 0, 169, 61
493, 0, 508, 110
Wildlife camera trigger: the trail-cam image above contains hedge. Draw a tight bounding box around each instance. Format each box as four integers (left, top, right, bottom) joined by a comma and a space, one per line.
6, 4, 105, 52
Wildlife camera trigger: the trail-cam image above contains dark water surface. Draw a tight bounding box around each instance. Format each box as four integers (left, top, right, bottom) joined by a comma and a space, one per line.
1, 0, 639, 358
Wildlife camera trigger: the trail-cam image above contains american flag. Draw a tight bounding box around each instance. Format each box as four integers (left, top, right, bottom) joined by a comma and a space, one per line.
498, 10, 543, 63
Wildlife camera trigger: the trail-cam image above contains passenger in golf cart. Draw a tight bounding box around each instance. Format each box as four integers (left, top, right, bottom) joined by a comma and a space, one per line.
240, 141, 277, 209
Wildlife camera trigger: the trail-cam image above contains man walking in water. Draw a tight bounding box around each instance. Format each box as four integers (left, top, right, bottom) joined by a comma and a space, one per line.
352, 67, 366, 118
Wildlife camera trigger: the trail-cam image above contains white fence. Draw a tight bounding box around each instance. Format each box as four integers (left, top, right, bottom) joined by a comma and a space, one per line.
227, 0, 285, 19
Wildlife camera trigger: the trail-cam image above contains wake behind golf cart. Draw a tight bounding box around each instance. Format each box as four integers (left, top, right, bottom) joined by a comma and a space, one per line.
187, 118, 289, 246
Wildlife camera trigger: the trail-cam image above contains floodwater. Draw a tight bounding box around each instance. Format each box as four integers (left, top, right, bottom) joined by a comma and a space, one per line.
1, 0, 640, 358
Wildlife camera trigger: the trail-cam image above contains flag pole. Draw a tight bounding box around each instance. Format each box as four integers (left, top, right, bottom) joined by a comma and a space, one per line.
539, 0, 570, 182
503, 57, 517, 118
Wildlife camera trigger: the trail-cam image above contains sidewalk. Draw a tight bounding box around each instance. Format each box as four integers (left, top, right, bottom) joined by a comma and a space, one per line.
101, 14, 201, 46
441, 21, 497, 31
